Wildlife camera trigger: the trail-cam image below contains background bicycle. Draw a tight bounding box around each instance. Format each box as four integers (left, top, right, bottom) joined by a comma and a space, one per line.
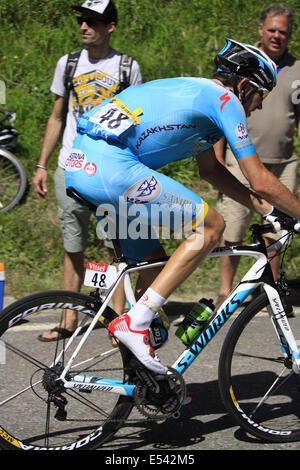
0, 109, 27, 213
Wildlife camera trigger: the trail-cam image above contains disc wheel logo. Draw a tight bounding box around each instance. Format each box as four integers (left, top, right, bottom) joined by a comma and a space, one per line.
124, 175, 162, 203
84, 162, 97, 177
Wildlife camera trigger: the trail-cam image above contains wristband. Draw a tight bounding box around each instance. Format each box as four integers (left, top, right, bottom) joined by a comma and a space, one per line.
36, 164, 47, 171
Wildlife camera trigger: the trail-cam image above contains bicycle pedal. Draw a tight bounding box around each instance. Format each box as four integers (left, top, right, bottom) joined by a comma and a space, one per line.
182, 392, 194, 406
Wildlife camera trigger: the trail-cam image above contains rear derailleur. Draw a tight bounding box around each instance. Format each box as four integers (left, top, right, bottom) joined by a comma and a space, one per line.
42, 363, 68, 421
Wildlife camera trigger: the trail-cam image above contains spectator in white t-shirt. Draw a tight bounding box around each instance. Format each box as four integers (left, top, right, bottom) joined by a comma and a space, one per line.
33, 0, 142, 341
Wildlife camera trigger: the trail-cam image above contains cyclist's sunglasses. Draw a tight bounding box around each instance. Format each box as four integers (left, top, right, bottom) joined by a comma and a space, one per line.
250, 82, 269, 101
77, 16, 105, 27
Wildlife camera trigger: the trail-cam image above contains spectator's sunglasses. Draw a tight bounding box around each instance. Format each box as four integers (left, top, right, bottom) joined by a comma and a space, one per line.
77, 16, 105, 27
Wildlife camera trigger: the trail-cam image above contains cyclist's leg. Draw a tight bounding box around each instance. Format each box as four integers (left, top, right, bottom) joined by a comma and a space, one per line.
263, 161, 298, 282
216, 149, 252, 301
108, 170, 225, 373
216, 197, 250, 301
151, 205, 224, 298
135, 245, 167, 300
39, 167, 91, 341
65, 138, 224, 373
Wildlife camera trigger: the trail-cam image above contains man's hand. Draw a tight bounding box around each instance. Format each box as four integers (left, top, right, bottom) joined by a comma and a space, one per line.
33, 168, 48, 197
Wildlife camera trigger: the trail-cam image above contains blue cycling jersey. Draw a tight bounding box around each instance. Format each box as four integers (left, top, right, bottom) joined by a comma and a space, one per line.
76, 77, 256, 165
66, 77, 256, 261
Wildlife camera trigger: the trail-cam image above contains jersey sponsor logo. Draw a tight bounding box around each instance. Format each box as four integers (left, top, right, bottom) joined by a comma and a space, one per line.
235, 122, 248, 140
220, 92, 231, 111
135, 124, 196, 150
124, 175, 162, 203
158, 191, 194, 209
84, 162, 97, 176
65, 150, 87, 171
233, 138, 253, 150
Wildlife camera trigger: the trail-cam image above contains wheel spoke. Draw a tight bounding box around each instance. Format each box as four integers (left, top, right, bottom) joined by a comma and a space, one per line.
0, 292, 133, 449
250, 369, 293, 417
219, 292, 300, 442
5, 341, 50, 369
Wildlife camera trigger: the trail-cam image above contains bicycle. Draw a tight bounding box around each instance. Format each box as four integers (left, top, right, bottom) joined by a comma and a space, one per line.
0, 109, 27, 212
0, 188, 300, 450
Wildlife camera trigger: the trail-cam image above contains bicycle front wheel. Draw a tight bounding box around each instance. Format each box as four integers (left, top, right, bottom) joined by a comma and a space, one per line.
219, 290, 300, 443
0, 149, 27, 212
0, 291, 133, 450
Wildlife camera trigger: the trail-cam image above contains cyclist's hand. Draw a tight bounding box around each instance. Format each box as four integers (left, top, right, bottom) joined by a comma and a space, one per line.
33, 168, 48, 197
294, 221, 300, 233
263, 206, 300, 233
263, 206, 287, 224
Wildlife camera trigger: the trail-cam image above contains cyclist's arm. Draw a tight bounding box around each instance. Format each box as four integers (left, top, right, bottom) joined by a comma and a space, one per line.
238, 153, 300, 219
33, 95, 65, 197
196, 148, 272, 216
213, 137, 226, 166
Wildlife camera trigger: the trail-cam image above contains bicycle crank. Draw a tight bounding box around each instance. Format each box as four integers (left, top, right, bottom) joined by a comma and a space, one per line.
133, 367, 186, 420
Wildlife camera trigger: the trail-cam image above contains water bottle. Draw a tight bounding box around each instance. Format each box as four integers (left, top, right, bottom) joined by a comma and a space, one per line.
175, 298, 215, 345
149, 308, 170, 350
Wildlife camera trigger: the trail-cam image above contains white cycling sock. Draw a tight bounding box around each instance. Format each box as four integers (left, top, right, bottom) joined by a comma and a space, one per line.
128, 288, 166, 330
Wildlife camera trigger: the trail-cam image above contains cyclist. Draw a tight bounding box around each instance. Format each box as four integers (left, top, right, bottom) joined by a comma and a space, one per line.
65, 39, 300, 375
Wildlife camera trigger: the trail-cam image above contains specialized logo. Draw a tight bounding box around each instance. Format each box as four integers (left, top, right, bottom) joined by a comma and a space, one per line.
220, 92, 231, 112
65, 150, 87, 172
84, 162, 97, 177
124, 176, 162, 203
235, 122, 248, 140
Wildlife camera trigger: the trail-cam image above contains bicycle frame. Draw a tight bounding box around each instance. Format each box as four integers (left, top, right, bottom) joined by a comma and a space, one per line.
59, 234, 300, 397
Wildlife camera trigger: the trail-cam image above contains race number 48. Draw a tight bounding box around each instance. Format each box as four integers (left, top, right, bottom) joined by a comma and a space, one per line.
84, 262, 117, 290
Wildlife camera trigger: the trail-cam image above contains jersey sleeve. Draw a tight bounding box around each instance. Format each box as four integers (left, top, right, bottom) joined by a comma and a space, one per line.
214, 90, 257, 160
50, 55, 68, 97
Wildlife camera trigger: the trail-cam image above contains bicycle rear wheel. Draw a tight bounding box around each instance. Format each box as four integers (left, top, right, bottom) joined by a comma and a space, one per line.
0, 291, 133, 450
0, 149, 27, 212
219, 290, 300, 443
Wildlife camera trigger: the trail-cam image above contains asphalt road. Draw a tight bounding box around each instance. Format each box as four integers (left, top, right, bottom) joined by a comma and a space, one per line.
101, 305, 300, 452
1, 297, 300, 453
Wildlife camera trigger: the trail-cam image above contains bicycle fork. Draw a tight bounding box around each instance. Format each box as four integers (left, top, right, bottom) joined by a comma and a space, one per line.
264, 283, 300, 373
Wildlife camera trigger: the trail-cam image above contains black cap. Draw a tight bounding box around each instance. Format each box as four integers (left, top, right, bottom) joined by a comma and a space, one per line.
73, 0, 118, 24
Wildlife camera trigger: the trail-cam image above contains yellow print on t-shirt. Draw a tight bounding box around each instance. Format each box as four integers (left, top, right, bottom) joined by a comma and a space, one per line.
71, 70, 120, 119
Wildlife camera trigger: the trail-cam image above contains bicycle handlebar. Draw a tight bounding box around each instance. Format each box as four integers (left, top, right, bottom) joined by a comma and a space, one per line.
264, 214, 300, 233
251, 214, 300, 252
252, 213, 300, 253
